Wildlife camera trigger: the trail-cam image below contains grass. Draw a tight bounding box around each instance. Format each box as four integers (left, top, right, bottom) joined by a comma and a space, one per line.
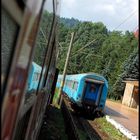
78, 129, 89, 140
39, 104, 68, 140
93, 117, 129, 140
52, 87, 60, 105
51, 88, 128, 140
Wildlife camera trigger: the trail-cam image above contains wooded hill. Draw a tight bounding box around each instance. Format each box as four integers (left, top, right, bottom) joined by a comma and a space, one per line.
34, 12, 138, 100
57, 17, 139, 100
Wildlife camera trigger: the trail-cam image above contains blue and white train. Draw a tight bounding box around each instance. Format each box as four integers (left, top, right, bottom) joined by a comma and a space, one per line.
57, 73, 108, 114
27, 62, 42, 91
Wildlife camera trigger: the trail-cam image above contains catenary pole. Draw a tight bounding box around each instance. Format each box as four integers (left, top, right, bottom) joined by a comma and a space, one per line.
57, 32, 75, 105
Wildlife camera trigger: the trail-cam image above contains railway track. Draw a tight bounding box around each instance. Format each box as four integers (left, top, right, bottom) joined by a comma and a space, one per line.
62, 95, 102, 140
61, 97, 80, 140
79, 117, 102, 140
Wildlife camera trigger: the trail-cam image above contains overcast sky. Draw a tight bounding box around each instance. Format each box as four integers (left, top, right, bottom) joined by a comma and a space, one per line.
60, 0, 138, 32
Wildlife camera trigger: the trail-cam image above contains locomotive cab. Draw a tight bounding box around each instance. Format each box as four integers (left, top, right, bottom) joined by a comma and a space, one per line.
82, 78, 104, 113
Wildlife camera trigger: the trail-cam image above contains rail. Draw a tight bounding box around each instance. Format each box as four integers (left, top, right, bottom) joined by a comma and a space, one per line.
61, 98, 80, 140
62, 95, 103, 140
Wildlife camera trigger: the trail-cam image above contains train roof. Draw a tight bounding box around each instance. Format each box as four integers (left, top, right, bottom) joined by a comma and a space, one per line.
58, 73, 108, 84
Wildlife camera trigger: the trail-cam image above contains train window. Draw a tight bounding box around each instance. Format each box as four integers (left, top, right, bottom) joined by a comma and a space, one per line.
69, 81, 71, 87
71, 80, 74, 88
1, 8, 19, 88
69, 80, 71, 88
73, 81, 78, 91
45, 39, 57, 89
64, 80, 67, 86
72, 81, 74, 89
38, 73, 40, 80
26, 0, 54, 92
67, 80, 68, 86
66, 80, 68, 86
70, 80, 72, 88
33, 73, 37, 81
33, 73, 40, 81
68, 80, 71, 88
72, 81, 75, 89
33, 0, 54, 66
90, 84, 96, 93
2, 1, 46, 139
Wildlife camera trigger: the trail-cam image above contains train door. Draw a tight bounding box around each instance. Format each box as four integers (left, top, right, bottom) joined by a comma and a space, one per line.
84, 82, 100, 101
83, 79, 104, 106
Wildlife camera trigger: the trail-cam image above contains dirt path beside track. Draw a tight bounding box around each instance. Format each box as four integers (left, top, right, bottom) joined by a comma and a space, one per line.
104, 100, 138, 136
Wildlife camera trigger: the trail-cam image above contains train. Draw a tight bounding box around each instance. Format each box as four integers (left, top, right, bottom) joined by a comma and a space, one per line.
2, 0, 60, 139
57, 73, 108, 114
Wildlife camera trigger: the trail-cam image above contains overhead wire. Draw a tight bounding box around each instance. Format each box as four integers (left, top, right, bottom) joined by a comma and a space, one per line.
114, 10, 137, 30
132, 25, 138, 32
59, 10, 138, 61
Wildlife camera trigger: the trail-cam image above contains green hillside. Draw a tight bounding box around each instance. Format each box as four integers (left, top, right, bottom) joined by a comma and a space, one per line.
34, 11, 138, 100
57, 17, 138, 100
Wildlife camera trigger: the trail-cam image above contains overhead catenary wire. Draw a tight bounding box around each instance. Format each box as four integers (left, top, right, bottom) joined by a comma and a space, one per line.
58, 10, 138, 61
70, 39, 97, 58
132, 25, 138, 32
114, 10, 137, 30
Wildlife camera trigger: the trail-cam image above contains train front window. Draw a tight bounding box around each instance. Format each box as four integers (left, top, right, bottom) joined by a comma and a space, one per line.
73, 81, 78, 91
90, 84, 96, 93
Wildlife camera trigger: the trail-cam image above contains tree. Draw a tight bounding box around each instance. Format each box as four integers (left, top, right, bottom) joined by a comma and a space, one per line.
56, 17, 138, 100
111, 47, 139, 100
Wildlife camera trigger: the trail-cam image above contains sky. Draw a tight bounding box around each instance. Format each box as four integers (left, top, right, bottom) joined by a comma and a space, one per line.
59, 0, 138, 32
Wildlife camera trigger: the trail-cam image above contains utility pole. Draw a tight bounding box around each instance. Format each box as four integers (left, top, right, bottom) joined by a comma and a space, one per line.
57, 32, 75, 105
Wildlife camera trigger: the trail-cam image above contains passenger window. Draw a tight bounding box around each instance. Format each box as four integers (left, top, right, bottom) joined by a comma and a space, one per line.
66, 80, 68, 86
35, 73, 40, 81
70, 80, 72, 88
26, 0, 54, 92
73, 81, 78, 91
33, 74, 36, 81
33, 0, 54, 66
69, 80, 72, 88
72, 81, 75, 89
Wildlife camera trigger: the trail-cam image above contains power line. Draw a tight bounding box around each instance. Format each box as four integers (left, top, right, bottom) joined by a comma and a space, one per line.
114, 10, 137, 30
70, 39, 96, 57
133, 25, 138, 32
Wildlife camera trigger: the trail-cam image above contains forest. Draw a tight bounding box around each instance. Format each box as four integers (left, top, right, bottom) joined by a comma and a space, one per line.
58, 17, 139, 100
35, 12, 139, 100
